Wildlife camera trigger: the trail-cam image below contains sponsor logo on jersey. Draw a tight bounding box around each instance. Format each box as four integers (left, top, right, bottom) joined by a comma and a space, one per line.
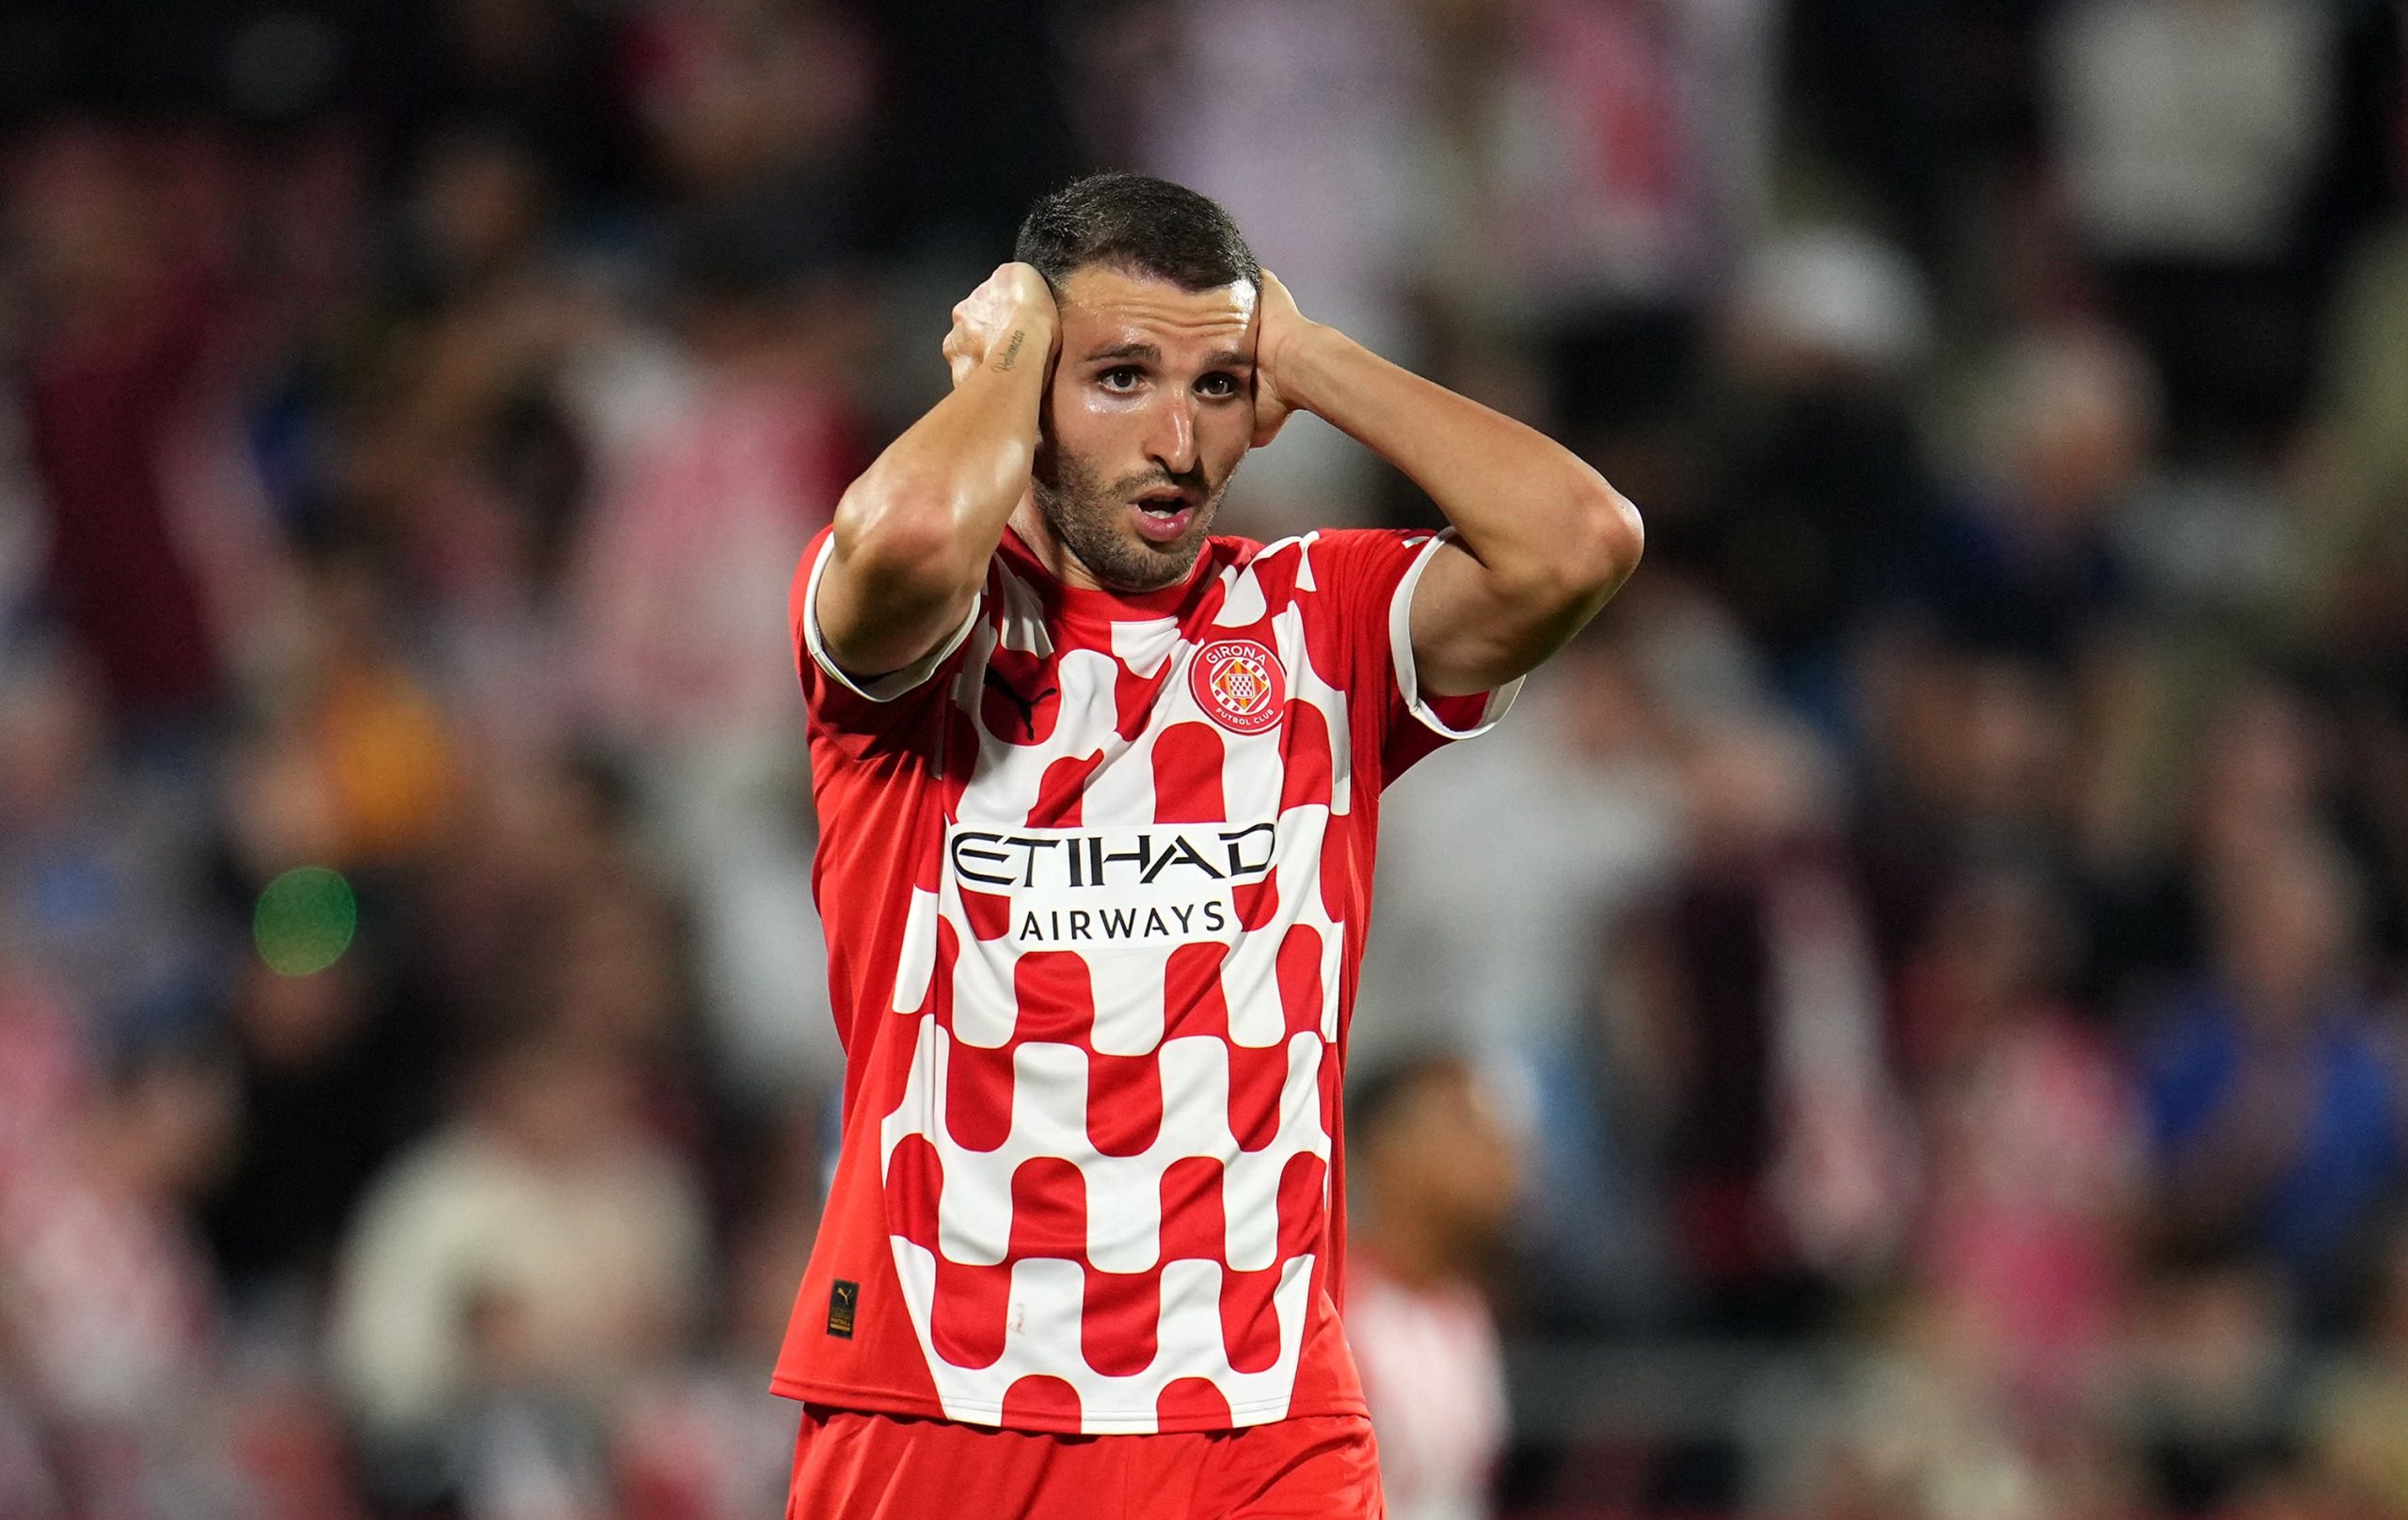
1189, 637, 1285, 736
945, 822, 1275, 947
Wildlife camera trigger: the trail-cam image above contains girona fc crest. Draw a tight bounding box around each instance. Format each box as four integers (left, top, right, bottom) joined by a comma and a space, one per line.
1189, 637, 1286, 736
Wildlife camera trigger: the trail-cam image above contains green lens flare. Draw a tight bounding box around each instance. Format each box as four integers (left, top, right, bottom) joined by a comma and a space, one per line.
254, 866, 357, 975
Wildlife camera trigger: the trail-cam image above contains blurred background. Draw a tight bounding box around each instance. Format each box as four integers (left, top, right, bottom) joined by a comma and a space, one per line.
0, 0, 2403, 1516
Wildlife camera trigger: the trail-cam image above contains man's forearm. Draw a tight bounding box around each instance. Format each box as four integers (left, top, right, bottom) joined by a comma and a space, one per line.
822, 302, 1054, 673
1277, 325, 1634, 598
841, 320, 1049, 594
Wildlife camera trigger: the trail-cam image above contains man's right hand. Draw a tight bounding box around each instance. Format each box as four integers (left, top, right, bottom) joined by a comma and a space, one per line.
816, 263, 1058, 685
943, 262, 1059, 389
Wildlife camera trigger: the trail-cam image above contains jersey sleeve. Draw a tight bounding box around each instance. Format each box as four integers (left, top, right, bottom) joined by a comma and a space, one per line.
1305, 527, 1521, 784
788, 526, 981, 752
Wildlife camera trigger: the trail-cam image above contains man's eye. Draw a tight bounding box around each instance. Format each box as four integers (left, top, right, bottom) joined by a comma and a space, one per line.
1197, 374, 1240, 399
1100, 368, 1142, 391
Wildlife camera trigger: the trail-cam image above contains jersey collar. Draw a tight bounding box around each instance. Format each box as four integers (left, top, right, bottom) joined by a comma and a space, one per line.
1000, 524, 1223, 621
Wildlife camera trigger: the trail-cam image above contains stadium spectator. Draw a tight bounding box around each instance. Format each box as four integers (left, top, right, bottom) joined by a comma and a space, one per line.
2044, 0, 2346, 450
0, 649, 225, 1053
1691, 225, 1941, 709
1897, 860, 2143, 1415
1346, 1053, 1523, 1520
1910, 323, 2158, 663
1618, 713, 1918, 1330
201, 956, 436, 1318
327, 1024, 709, 1511
2138, 824, 2402, 1327
0, 1037, 239, 1515
13, 131, 231, 735
1363, 635, 1685, 1325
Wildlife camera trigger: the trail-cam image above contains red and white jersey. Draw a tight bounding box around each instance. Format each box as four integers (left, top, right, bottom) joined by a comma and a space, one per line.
770, 523, 1516, 1435
1346, 1254, 1511, 1520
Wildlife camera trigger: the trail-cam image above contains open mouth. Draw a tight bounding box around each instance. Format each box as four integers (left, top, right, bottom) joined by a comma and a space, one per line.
1129, 490, 1196, 544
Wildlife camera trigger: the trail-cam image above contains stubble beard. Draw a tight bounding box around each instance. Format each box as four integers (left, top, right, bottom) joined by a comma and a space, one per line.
1031, 443, 1228, 593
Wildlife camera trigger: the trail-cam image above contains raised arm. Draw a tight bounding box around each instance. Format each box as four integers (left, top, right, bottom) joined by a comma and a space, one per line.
815, 263, 1060, 679
1251, 274, 1642, 696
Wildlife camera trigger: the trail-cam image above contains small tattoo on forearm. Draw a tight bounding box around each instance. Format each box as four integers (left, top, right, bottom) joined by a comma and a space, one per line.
995, 330, 1025, 372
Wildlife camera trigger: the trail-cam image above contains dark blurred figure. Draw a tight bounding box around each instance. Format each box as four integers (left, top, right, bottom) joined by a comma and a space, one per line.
340, 130, 597, 670
412, 752, 632, 1040
0, 648, 225, 1054
2137, 824, 2401, 1329
1911, 324, 2158, 663
1849, 641, 2079, 965
327, 1022, 708, 1516
1362, 633, 1687, 1330
858, 0, 1080, 258
2043, 0, 2402, 457
1345, 1053, 1523, 1520
2292, 1233, 2408, 1512
1897, 861, 2141, 1417
2076, 676, 2343, 1024
217, 546, 464, 878
2128, 1247, 2304, 1516
352, 0, 643, 209
2295, 213, 2408, 684
622, 0, 882, 272
2294, 214, 2408, 964
1687, 227, 1941, 713
1617, 715, 1918, 1332
1785, 0, 2044, 267
201, 957, 436, 1324
12, 130, 230, 736
609, 1094, 830, 1520
2304, 1226, 2408, 1514
0, 1035, 241, 1518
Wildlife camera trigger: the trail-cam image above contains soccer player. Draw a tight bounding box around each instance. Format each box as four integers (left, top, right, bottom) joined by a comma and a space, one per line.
776, 172, 1641, 1518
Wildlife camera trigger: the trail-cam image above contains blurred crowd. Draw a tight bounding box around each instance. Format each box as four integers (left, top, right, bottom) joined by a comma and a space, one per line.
0, 1, 2402, 1517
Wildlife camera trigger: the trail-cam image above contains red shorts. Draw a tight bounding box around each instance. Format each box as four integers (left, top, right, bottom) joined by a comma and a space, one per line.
784, 1404, 1385, 1519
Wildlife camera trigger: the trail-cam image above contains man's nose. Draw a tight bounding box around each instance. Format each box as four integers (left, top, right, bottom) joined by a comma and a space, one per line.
1147, 399, 1198, 477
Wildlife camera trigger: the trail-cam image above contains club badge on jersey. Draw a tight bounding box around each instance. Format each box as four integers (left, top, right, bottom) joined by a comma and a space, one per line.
1190, 637, 1287, 736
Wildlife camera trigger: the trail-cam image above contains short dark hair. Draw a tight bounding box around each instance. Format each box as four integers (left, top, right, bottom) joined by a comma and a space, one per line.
1347, 1050, 1478, 1148
1014, 172, 1259, 294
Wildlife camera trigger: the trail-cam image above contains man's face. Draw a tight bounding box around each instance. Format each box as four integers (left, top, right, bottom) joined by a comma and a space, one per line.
1033, 264, 1257, 592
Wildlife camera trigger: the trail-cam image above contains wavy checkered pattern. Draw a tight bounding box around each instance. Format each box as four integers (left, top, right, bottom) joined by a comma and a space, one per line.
775, 525, 1514, 1435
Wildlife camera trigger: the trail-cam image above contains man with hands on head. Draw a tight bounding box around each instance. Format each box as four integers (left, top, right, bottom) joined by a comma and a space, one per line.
777, 172, 1640, 1519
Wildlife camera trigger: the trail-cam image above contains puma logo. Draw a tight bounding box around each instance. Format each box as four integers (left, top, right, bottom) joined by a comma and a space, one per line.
983, 666, 1055, 737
